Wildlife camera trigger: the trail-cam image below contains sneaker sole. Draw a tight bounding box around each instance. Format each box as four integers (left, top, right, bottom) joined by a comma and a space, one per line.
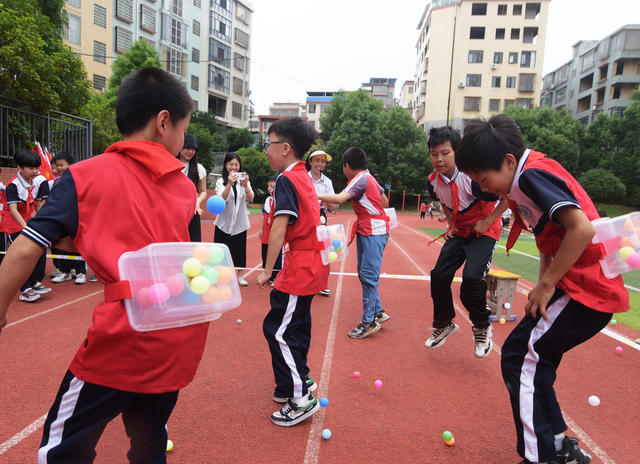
270, 400, 320, 427
474, 339, 493, 358
375, 314, 390, 323
348, 323, 381, 339
425, 324, 459, 348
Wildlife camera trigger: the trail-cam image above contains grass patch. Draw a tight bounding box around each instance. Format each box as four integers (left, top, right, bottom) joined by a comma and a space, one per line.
596, 203, 637, 218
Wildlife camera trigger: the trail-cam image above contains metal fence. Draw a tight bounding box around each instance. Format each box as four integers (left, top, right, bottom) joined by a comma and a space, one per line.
0, 96, 92, 161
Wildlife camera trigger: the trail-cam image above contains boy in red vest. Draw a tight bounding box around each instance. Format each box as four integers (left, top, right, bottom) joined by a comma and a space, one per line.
425, 127, 507, 357
257, 117, 329, 427
259, 175, 282, 285
317, 147, 391, 339
456, 114, 629, 464
0, 67, 204, 463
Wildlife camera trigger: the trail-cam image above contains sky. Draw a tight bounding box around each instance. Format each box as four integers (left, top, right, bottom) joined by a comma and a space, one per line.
248, 0, 640, 115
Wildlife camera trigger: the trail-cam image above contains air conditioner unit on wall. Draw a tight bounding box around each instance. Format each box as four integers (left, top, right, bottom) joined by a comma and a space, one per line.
458, 82, 465, 88
490, 63, 497, 70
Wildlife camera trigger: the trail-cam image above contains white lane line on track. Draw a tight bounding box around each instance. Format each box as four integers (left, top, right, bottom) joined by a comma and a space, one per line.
303, 256, 347, 464
0, 414, 47, 456
392, 226, 616, 464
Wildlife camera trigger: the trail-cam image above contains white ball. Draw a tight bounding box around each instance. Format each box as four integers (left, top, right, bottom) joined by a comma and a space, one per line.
504, 302, 511, 310
588, 395, 600, 407
236, 319, 242, 324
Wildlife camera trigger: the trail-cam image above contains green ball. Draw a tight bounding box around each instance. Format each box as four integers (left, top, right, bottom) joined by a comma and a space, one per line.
208, 247, 225, 265
611, 319, 617, 324
201, 266, 219, 285
442, 431, 453, 441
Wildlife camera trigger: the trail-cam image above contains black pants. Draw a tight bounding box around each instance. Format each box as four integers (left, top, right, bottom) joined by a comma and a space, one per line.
39, 370, 178, 464
261, 243, 282, 281
430, 234, 495, 328
0, 232, 6, 266
52, 247, 86, 274
188, 214, 201, 242
420, 211, 426, 219
214, 226, 246, 268
10, 232, 46, 291
501, 290, 611, 463
263, 290, 314, 399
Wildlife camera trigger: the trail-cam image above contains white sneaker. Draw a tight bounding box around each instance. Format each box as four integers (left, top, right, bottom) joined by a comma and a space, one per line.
19, 289, 41, 302
50, 268, 62, 278
237, 275, 248, 286
32, 283, 52, 294
425, 322, 459, 348
472, 325, 493, 358
75, 273, 87, 284
318, 288, 331, 296
271, 393, 320, 427
52, 273, 72, 283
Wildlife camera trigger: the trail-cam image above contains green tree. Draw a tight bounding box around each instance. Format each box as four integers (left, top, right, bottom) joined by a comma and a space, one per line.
225, 128, 255, 151
236, 146, 276, 203
581, 113, 617, 175
579, 169, 626, 207
610, 90, 640, 198
82, 92, 119, 154
0, 0, 90, 114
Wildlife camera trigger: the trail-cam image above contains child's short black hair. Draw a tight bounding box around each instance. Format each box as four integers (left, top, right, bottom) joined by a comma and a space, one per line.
53, 152, 75, 165
342, 147, 367, 171
115, 67, 194, 136
456, 114, 526, 173
268, 117, 317, 159
14, 151, 41, 168
428, 126, 461, 151
268, 175, 278, 183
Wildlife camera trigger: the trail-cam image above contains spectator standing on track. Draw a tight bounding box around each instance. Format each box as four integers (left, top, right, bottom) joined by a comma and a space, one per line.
177, 133, 207, 242
0, 169, 6, 266
214, 152, 254, 286
2, 151, 51, 302
456, 114, 629, 464
428, 201, 434, 219
257, 117, 329, 427
420, 201, 427, 219
424, 126, 507, 358
308, 149, 335, 297
317, 147, 391, 339
0, 67, 211, 463
259, 176, 282, 286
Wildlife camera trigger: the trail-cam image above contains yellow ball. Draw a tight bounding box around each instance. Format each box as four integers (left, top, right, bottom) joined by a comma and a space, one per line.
190, 275, 210, 294
328, 251, 338, 262
166, 439, 174, 452
183, 257, 202, 277
619, 246, 635, 261
499, 317, 506, 324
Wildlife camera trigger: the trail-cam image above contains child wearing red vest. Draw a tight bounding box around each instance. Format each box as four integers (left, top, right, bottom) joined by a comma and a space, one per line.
0, 68, 204, 463
260, 175, 282, 284
317, 147, 391, 339
258, 117, 329, 427
425, 127, 507, 358
456, 114, 629, 464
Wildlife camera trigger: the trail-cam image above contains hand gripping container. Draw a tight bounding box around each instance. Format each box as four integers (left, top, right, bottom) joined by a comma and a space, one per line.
592, 212, 640, 278
316, 224, 349, 265
118, 242, 241, 331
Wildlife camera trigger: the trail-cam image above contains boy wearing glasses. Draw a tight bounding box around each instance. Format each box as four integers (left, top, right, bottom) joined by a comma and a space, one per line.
257, 117, 329, 427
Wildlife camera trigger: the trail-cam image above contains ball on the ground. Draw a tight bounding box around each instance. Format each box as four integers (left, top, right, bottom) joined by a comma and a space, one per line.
442, 431, 453, 441
148, 283, 170, 305
322, 429, 332, 440
183, 257, 202, 277
499, 317, 506, 325
319, 397, 329, 407
611, 318, 617, 324
619, 246, 635, 261
635, 338, 640, 344
193, 245, 210, 263
588, 395, 600, 406
445, 438, 456, 446
190, 275, 210, 295
615, 346, 623, 354
165, 275, 185, 296
236, 319, 242, 324
206, 195, 226, 215
328, 251, 338, 262
353, 371, 361, 378
166, 439, 174, 452
374, 379, 383, 389
504, 302, 511, 310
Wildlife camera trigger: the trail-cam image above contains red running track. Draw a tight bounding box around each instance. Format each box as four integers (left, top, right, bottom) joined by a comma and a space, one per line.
0, 213, 638, 463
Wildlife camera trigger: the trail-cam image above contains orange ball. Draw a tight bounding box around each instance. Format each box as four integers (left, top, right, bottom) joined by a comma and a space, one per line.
445, 438, 455, 446
193, 245, 211, 263
621, 236, 633, 248
201, 286, 219, 303
216, 266, 234, 284
624, 218, 634, 232
218, 285, 232, 301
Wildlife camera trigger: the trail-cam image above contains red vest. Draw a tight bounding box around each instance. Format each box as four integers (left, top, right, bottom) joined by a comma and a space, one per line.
261, 196, 274, 245
275, 161, 329, 295
67, 140, 209, 393
1, 174, 47, 234
347, 171, 390, 237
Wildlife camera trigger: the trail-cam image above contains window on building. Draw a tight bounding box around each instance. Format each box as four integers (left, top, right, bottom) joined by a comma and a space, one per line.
66, 0, 81, 7
115, 26, 132, 53
518, 73, 536, 92
598, 64, 608, 81
470, 27, 485, 39
516, 98, 533, 108
93, 41, 106, 63
94, 4, 107, 28
208, 65, 230, 93
234, 53, 245, 71
495, 28, 505, 40
511, 28, 520, 40
63, 13, 81, 44
489, 99, 501, 111
504, 99, 515, 108
497, 4, 507, 15
555, 87, 567, 103
308, 103, 316, 114
193, 19, 200, 36
525, 2, 541, 19
212, 0, 232, 16
93, 74, 106, 91
236, 3, 251, 24
168, 48, 183, 76
210, 39, 230, 67
192, 47, 200, 63
172, 0, 183, 17
466, 74, 482, 87
513, 4, 522, 15
464, 97, 481, 111
170, 18, 184, 47
612, 84, 621, 99
191, 75, 199, 91
521, 51, 536, 68
468, 50, 484, 63
116, 0, 133, 22
140, 5, 156, 33
471, 3, 487, 15
194, 0, 201, 7
211, 12, 232, 43
232, 101, 243, 118
235, 28, 250, 48
493, 52, 503, 64
615, 61, 624, 75
233, 77, 243, 95
523, 27, 538, 44
491, 76, 501, 88
506, 76, 517, 88
508, 52, 518, 64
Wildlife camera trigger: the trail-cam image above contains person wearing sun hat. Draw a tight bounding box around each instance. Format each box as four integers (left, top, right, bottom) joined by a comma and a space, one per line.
307, 149, 335, 297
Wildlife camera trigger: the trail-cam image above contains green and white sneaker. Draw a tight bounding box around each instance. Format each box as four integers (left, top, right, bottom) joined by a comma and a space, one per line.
273, 375, 317, 403
271, 393, 320, 427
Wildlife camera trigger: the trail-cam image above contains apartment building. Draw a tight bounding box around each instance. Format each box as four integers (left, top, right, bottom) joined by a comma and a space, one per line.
361, 78, 397, 108
540, 25, 640, 124
305, 91, 337, 130
62, 0, 253, 129
399, 80, 415, 113
413, 0, 550, 132
269, 102, 303, 117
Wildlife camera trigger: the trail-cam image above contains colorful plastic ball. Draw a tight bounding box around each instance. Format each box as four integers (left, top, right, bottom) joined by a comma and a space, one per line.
321, 429, 332, 440
504, 302, 511, 310
615, 346, 623, 354
216, 266, 234, 284
193, 245, 211, 263
331, 238, 342, 248
374, 379, 383, 389
201, 266, 219, 285
190, 275, 210, 295
236, 319, 242, 324
337, 250, 345, 258
208, 247, 225, 265
148, 283, 170, 304
217, 285, 233, 301
201, 286, 219, 303
183, 257, 202, 277
352, 371, 361, 378
206, 195, 226, 215
619, 246, 635, 261
627, 253, 640, 268
328, 251, 338, 262
620, 236, 633, 248
182, 289, 200, 305
499, 317, 506, 325
319, 397, 329, 407
166, 439, 174, 452
334, 245, 343, 252
165, 275, 185, 296
624, 218, 634, 232
588, 395, 600, 407
135, 287, 153, 307
445, 438, 456, 446
442, 431, 453, 441
611, 319, 617, 324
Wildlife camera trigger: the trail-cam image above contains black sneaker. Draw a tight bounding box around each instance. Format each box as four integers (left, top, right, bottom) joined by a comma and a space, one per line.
273, 375, 317, 403
425, 322, 459, 348
271, 393, 320, 427
518, 460, 559, 464
348, 321, 380, 339
557, 436, 591, 464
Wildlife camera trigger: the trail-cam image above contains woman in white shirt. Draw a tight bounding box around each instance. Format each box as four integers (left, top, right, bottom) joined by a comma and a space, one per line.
177, 133, 208, 242
214, 152, 254, 286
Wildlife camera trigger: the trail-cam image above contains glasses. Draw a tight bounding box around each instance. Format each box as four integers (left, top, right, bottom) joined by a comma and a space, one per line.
262, 140, 288, 151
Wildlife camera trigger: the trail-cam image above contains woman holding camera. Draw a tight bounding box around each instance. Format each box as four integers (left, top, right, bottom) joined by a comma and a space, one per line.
214, 152, 254, 286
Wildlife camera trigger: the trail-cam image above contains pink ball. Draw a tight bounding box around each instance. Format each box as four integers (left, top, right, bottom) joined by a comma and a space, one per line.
627, 253, 640, 269
135, 287, 152, 307
374, 379, 383, 389
148, 283, 170, 305
165, 275, 185, 296
615, 346, 623, 354
352, 371, 361, 378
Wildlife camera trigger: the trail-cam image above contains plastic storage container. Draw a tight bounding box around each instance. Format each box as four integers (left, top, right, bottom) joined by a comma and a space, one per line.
316, 224, 349, 265
592, 212, 640, 278
118, 242, 241, 331
384, 207, 398, 230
